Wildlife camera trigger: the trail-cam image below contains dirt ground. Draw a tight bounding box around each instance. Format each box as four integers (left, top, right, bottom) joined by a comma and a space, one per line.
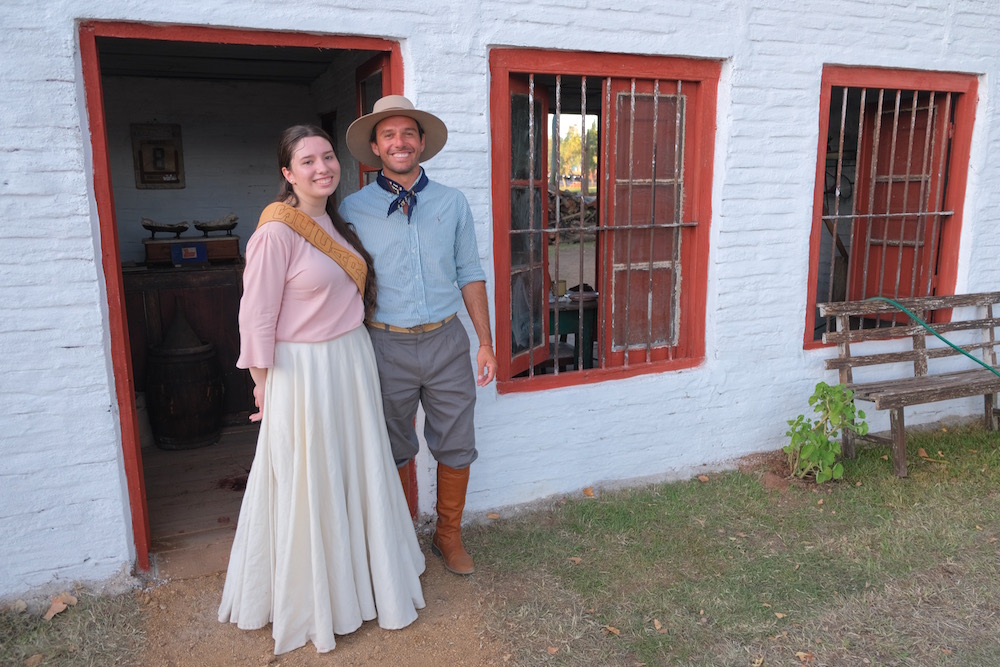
139, 537, 506, 667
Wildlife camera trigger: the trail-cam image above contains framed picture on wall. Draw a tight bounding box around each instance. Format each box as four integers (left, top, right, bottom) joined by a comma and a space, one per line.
131, 123, 185, 189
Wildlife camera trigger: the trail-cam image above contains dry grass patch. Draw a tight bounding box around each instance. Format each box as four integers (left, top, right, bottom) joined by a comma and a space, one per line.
468, 423, 1000, 666
0, 590, 144, 666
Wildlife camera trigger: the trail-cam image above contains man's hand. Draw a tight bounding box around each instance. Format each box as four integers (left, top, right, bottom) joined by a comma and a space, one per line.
476, 344, 497, 386
461, 280, 496, 386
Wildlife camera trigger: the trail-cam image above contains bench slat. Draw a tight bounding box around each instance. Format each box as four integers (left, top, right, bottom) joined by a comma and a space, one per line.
823, 316, 1000, 344
850, 368, 1000, 410
819, 292, 1000, 317
825, 340, 1000, 371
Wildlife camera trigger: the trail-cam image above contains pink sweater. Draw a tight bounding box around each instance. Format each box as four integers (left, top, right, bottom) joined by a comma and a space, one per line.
236, 212, 364, 369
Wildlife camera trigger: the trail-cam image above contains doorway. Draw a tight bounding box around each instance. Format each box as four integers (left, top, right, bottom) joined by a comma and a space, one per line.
79, 21, 401, 571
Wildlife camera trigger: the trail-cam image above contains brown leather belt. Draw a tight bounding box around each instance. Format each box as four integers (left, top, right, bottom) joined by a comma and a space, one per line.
366, 313, 456, 334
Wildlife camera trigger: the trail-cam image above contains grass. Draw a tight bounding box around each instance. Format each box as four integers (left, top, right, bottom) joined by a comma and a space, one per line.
0, 591, 143, 666
467, 422, 1000, 666
4, 423, 999, 666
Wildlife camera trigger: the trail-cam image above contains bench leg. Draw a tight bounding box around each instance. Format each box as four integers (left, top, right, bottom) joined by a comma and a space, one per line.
889, 407, 908, 478
985, 394, 997, 432
841, 426, 856, 459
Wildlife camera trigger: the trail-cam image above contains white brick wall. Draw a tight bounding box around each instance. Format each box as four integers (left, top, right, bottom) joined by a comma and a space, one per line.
2, 0, 999, 598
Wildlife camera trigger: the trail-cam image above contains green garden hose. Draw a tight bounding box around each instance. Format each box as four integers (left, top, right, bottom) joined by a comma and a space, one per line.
866, 296, 1000, 379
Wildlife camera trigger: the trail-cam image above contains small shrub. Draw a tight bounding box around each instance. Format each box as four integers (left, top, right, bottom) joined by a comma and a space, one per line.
784, 382, 868, 483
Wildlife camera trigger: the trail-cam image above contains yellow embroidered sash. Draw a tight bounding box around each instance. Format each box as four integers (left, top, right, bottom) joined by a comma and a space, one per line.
257, 202, 367, 297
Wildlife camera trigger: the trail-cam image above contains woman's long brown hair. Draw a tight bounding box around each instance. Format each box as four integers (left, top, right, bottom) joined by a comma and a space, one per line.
276, 124, 377, 319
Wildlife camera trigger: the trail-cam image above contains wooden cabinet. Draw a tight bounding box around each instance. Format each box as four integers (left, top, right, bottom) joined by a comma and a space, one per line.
123, 264, 252, 424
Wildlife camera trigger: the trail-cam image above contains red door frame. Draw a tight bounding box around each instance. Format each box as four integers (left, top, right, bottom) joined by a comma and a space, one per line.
355, 53, 395, 188
78, 20, 402, 570
803, 65, 978, 349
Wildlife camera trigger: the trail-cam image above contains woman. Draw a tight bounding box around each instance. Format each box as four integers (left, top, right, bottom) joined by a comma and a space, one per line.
218, 125, 425, 655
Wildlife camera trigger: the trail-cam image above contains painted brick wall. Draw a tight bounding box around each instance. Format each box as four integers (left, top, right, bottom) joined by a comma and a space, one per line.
1, 0, 999, 598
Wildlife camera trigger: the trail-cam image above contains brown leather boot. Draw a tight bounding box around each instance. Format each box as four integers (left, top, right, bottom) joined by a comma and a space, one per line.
431, 463, 474, 575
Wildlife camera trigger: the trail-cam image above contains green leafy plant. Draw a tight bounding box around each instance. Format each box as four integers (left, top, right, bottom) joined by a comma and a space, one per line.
784, 381, 868, 483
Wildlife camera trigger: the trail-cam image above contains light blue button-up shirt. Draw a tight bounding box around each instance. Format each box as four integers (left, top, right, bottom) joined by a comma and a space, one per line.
339, 175, 486, 328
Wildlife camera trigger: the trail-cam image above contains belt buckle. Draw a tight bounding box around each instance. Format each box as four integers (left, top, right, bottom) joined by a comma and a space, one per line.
410, 323, 428, 334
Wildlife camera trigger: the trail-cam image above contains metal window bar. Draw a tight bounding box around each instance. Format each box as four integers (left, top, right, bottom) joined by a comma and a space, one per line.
569, 76, 590, 372
611, 84, 685, 359
643, 79, 660, 364
622, 79, 638, 366
670, 78, 684, 355
894, 90, 920, 304
858, 87, 884, 297
512, 72, 692, 376
817, 86, 957, 338
926, 92, 953, 297
599, 77, 611, 371
550, 75, 563, 375
523, 74, 595, 376
526, 74, 538, 371
873, 89, 902, 311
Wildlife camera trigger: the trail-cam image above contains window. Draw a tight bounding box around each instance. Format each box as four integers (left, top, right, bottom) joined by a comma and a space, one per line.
806, 66, 978, 344
490, 50, 719, 391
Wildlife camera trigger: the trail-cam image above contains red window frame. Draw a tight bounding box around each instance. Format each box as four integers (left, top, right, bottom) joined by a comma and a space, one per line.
804, 65, 978, 349
489, 49, 719, 393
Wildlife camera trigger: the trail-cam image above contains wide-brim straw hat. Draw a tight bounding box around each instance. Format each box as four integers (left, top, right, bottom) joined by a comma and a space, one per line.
345, 95, 448, 168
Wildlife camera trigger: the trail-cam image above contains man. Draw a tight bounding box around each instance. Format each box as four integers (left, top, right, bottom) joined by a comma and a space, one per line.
340, 95, 496, 575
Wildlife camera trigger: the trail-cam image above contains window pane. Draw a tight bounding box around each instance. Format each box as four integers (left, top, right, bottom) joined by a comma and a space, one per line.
510, 185, 544, 267
615, 94, 682, 181
611, 265, 674, 348
511, 267, 545, 356
612, 185, 677, 263
511, 94, 543, 181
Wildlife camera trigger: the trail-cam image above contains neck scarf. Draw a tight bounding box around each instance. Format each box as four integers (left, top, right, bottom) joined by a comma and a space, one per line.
377, 169, 428, 221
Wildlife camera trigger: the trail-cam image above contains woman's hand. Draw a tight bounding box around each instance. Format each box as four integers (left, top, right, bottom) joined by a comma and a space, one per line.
248, 367, 268, 422
249, 384, 265, 422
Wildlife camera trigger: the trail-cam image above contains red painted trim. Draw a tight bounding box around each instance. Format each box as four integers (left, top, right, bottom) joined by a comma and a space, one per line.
79, 19, 404, 569
355, 52, 399, 187
490, 49, 719, 390
936, 77, 977, 294
79, 23, 151, 571
496, 356, 704, 394
489, 55, 514, 381
490, 48, 721, 81
85, 20, 399, 51
803, 65, 979, 348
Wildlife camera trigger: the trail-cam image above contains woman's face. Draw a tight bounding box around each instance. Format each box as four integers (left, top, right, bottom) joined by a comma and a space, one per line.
281, 135, 340, 206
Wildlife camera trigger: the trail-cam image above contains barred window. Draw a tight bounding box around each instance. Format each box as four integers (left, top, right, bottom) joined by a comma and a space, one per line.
490, 50, 719, 390
808, 66, 978, 342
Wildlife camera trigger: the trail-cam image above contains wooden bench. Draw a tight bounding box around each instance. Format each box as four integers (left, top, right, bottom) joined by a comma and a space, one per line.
818, 292, 1000, 477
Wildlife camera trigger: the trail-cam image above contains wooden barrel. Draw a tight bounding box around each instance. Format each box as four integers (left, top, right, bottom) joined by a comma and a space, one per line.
145, 309, 225, 450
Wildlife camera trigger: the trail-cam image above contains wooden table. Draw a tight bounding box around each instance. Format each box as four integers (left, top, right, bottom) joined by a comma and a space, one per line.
549, 295, 598, 369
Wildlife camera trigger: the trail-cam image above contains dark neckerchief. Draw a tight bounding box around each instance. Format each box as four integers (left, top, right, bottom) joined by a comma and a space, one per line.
377, 170, 428, 221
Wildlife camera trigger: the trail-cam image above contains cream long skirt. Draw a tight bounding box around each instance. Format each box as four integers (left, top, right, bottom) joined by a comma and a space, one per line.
218, 326, 425, 655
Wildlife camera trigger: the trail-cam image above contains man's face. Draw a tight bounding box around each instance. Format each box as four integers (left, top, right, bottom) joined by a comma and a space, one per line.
370, 115, 425, 184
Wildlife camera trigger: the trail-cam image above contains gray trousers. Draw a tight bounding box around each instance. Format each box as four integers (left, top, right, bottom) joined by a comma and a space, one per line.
366, 316, 478, 469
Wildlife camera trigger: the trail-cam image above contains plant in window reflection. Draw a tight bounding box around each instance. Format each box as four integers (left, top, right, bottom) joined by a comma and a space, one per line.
784, 382, 868, 483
